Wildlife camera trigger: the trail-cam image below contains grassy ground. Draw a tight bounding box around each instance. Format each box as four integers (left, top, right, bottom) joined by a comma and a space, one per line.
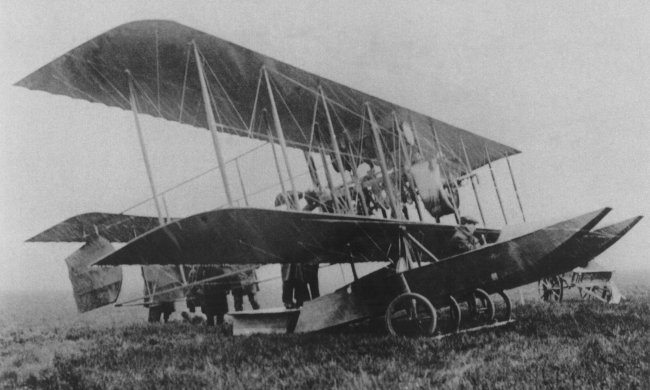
2, 272, 649, 389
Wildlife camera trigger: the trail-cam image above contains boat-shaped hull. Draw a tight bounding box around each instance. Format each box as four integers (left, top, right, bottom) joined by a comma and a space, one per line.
294, 208, 611, 332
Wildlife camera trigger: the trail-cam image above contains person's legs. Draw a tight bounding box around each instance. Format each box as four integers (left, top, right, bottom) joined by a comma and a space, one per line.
148, 306, 162, 323
305, 267, 320, 299
233, 289, 244, 311
295, 281, 309, 307
162, 302, 174, 323
307, 279, 320, 300
282, 280, 295, 308
215, 292, 228, 325
202, 305, 214, 326
247, 293, 260, 310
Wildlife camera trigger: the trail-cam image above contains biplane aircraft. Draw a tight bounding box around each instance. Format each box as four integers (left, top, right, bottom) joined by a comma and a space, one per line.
19, 20, 642, 336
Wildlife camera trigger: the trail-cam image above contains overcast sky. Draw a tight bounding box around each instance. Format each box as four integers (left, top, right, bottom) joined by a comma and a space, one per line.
1, 1, 649, 292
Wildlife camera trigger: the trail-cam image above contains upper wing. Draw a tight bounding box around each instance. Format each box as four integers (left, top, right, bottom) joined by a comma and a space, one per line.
94, 207, 500, 266
16, 20, 518, 175
26, 212, 163, 243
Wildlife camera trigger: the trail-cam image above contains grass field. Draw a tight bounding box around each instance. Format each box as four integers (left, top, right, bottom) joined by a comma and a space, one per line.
2, 270, 649, 389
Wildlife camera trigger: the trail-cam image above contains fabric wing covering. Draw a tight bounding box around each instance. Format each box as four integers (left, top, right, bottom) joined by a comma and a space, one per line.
92, 208, 501, 266
16, 20, 518, 176
26, 212, 163, 243
65, 235, 122, 313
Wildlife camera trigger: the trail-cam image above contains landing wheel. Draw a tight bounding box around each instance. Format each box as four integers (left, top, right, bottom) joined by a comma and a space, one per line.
385, 293, 437, 336
436, 295, 461, 334
538, 276, 563, 302
493, 291, 512, 322
467, 288, 495, 323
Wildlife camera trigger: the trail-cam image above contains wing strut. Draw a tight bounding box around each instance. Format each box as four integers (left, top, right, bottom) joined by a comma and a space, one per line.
128, 73, 187, 285
128, 73, 164, 226
320, 86, 353, 211
485, 144, 508, 225
461, 137, 486, 226
507, 156, 526, 222
318, 139, 340, 213
193, 42, 233, 206
264, 68, 300, 208
366, 104, 403, 219
393, 113, 423, 221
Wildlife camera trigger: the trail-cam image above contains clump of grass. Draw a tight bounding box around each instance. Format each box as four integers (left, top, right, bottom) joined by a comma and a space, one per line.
1, 289, 649, 389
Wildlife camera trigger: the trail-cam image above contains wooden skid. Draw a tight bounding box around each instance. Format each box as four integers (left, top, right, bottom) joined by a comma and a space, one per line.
432, 320, 515, 340
229, 308, 300, 336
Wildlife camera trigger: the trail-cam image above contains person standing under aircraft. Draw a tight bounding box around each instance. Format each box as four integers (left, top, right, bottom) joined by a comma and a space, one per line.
449, 216, 481, 255
231, 265, 261, 311
196, 265, 230, 326
303, 263, 320, 300
282, 263, 309, 309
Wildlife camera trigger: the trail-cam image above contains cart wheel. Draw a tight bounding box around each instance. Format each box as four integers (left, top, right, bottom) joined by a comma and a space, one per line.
467, 288, 495, 323
437, 295, 461, 334
538, 276, 563, 302
494, 290, 512, 322
385, 293, 437, 336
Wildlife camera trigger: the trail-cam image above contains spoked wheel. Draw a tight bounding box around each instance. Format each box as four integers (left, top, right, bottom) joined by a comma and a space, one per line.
436, 295, 461, 334
466, 288, 495, 323
580, 286, 611, 302
538, 276, 564, 302
385, 293, 437, 336
493, 290, 512, 322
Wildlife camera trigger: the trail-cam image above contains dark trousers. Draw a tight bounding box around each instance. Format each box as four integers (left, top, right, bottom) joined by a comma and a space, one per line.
282, 279, 309, 308
202, 292, 228, 326
148, 302, 174, 323
303, 271, 320, 300
233, 288, 260, 311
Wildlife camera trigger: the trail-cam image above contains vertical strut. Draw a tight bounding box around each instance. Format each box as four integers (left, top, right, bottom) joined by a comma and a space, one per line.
433, 126, 460, 223
265, 114, 288, 208
235, 158, 249, 207
506, 156, 526, 222
485, 145, 508, 224
319, 139, 340, 213
393, 113, 422, 221
460, 138, 486, 226
128, 74, 187, 285
127, 74, 164, 226
366, 104, 403, 220
193, 42, 233, 206
263, 68, 300, 209
304, 151, 321, 190
319, 87, 353, 212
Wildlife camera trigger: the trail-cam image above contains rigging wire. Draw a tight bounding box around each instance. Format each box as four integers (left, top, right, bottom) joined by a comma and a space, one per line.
268, 75, 310, 144
200, 47, 248, 129
178, 46, 192, 122
247, 69, 263, 137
